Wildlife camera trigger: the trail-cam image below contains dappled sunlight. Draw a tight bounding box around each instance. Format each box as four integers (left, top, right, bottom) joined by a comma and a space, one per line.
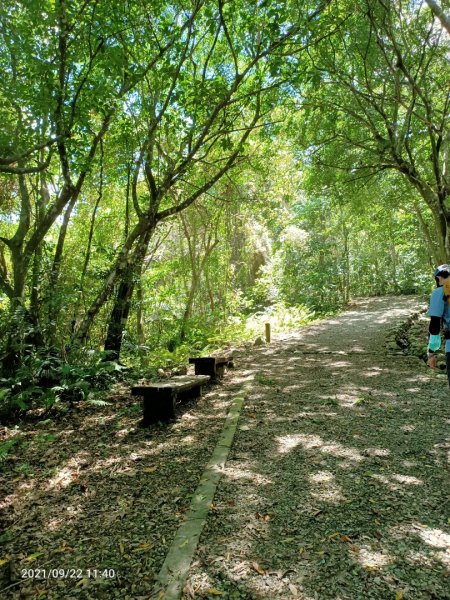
277, 433, 322, 454
392, 474, 423, 485
309, 470, 345, 503
179, 434, 197, 445
364, 367, 384, 378
352, 544, 392, 570
362, 447, 390, 457
46, 465, 80, 490
232, 373, 258, 385
276, 433, 364, 463
222, 465, 273, 486
414, 524, 450, 550
400, 424, 416, 433
406, 550, 435, 568
320, 443, 364, 462
327, 360, 352, 369
391, 523, 450, 569
370, 473, 423, 490
296, 411, 339, 419
45, 450, 91, 490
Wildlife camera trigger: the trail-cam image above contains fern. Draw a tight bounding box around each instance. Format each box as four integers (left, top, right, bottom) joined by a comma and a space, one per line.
0, 437, 21, 463
86, 398, 111, 407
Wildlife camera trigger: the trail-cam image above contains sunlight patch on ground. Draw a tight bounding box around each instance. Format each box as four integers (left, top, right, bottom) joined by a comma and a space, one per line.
363, 447, 390, 457
309, 470, 344, 503
413, 524, 450, 550
276, 433, 364, 463
309, 471, 334, 483
320, 443, 364, 462
114, 428, 131, 438
328, 360, 352, 369
400, 424, 416, 432
179, 434, 197, 445
233, 373, 258, 385
222, 465, 273, 486
353, 544, 392, 570
82, 413, 117, 427
390, 523, 450, 567
370, 473, 423, 490
401, 460, 419, 468
392, 474, 422, 485
47, 517, 65, 531
296, 411, 339, 418
46, 465, 79, 490
44, 451, 91, 490
364, 367, 384, 378
406, 550, 435, 568
277, 433, 322, 454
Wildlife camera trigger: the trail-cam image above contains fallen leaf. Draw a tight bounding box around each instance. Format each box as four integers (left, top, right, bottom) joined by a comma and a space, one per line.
143, 466, 158, 473
395, 592, 404, 600
340, 535, 352, 542
206, 588, 223, 595
289, 583, 299, 597
251, 561, 267, 575
134, 542, 153, 552
24, 552, 44, 561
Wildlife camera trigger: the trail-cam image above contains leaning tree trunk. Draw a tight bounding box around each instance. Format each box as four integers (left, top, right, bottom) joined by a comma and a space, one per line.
103, 228, 153, 360
103, 269, 135, 360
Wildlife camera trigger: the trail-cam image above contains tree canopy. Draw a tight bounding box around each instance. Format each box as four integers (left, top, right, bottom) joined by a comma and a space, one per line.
0, 0, 449, 414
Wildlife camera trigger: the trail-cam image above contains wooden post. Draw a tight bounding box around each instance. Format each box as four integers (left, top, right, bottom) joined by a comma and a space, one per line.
265, 322, 271, 343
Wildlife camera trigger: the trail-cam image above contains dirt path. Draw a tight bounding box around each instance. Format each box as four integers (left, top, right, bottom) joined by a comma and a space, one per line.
1, 296, 449, 600
181, 296, 450, 599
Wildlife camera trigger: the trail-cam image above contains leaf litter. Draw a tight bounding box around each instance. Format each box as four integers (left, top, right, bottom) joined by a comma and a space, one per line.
0, 297, 449, 599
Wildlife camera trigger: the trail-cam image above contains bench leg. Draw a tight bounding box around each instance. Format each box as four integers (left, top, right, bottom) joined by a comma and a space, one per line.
142, 390, 175, 425
193, 357, 217, 379
178, 385, 203, 402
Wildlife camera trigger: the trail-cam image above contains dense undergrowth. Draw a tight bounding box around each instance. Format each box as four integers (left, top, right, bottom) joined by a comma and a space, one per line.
0, 302, 318, 428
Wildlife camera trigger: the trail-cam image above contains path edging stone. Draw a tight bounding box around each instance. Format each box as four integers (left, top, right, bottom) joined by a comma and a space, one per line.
153, 382, 251, 599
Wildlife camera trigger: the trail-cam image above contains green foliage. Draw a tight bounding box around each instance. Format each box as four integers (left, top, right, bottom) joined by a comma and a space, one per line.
0, 348, 127, 417
255, 374, 275, 386
0, 435, 22, 463
0, 0, 448, 426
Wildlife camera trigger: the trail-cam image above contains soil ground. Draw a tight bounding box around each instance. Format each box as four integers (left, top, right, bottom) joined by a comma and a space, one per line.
1, 295, 449, 600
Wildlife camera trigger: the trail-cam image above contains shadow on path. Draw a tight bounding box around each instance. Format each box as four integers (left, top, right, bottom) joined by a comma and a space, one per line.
185, 296, 450, 600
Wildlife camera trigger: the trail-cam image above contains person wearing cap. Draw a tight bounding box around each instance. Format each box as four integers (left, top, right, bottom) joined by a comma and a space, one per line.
427, 264, 450, 381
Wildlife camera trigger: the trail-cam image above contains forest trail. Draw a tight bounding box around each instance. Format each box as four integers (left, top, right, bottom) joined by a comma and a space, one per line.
178, 296, 450, 599
2, 296, 450, 600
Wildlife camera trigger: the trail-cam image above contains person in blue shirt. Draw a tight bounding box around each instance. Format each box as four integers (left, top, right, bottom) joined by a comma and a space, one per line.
427, 264, 450, 381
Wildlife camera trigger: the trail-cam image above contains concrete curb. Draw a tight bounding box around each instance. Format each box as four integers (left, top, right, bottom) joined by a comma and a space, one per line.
154, 383, 250, 599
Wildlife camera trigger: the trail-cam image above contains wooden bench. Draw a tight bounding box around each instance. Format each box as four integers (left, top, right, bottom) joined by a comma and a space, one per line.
131, 375, 210, 425
188, 354, 234, 382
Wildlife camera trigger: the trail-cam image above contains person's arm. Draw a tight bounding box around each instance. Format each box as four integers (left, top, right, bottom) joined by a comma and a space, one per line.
427, 290, 444, 367
429, 316, 441, 335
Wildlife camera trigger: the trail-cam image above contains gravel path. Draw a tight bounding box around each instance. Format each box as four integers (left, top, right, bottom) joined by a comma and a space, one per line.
2, 296, 449, 600
182, 296, 450, 600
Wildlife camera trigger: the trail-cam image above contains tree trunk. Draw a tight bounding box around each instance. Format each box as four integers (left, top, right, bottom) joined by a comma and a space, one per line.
179, 270, 200, 342
103, 228, 153, 359
46, 195, 77, 345
103, 270, 135, 360
413, 201, 442, 265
